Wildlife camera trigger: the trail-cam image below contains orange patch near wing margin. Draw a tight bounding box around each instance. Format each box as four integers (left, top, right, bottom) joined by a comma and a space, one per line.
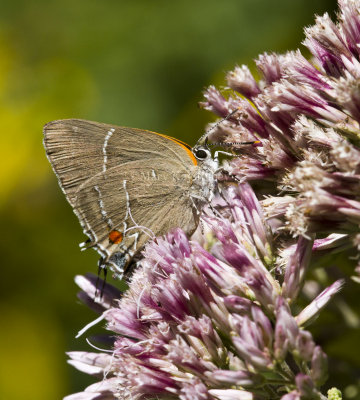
154, 133, 197, 166
131, 128, 197, 166
109, 230, 123, 244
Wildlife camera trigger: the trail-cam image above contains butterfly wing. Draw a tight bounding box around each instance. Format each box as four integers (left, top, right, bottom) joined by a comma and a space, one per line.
73, 158, 197, 276
43, 119, 199, 277
43, 119, 197, 207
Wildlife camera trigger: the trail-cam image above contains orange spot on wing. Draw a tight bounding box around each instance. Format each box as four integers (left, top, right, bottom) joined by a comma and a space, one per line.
109, 230, 123, 244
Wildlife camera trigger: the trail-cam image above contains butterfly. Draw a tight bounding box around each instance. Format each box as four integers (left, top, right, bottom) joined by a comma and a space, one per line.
43, 119, 219, 279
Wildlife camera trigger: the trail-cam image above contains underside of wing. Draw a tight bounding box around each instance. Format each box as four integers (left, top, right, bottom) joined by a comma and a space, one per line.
43, 119, 196, 207
73, 158, 198, 274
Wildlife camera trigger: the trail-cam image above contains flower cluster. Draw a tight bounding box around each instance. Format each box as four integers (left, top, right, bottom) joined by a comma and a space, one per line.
66, 184, 343, 400
201, 0, 360, 257
65, 1, 359, 399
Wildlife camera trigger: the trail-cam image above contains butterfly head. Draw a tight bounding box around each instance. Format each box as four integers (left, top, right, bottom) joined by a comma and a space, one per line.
192, 144, 218, 172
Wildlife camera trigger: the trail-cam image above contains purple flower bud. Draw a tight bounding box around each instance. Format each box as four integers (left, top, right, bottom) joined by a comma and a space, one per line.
127, 362, 178, 395
234, 98, 269, 138
237, 183, 274, 264
292, 116, 341, 148
331, 74, 360, 122
166, 335, 217, 375
208, 388, 255, 400
281, 391, 301, 400
63, 378, 120, 399
262, 195, 298, 220
179, 315, 226, 364
304, 13, 351, 78
283, 186, 360, 237
285, 50, 332, 90
312, 234, 350, 256
255, 52, 285, 84
223, 295, 252, 314
210, 369, 263, 387
311, 346, 328, 386
227, 65, 261, 99
282, 235, 314, 301
274, 297, 299, 360
296, 280, 344, 326
225, 157, 278, 181
152, 277, 193, 321
232, 316, 273, 371
180, 378, 210, 400
200, 86, 234, 118
67, 351, 113, 376
339, 0, 360, 58
331, 139, 360, 173
105, 301, 147, 340
294, 330, 316, 362
295, 373, 320, 399
263, 80, 348, 127
223, 241, 279, 310
250, 305, 273, 348
273, 323, 289, 361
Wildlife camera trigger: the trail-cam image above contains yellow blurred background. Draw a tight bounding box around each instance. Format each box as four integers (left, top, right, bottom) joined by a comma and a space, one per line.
4, 1, 359, 399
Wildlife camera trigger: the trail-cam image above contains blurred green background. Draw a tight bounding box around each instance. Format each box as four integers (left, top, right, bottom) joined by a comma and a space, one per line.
3, 0, 359, 399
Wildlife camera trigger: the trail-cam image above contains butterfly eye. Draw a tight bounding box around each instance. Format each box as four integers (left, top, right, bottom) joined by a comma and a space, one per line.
194, 147, 210, 161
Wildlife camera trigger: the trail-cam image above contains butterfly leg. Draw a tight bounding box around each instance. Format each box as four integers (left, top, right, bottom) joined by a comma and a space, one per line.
199, 218, 205, 235
214, 150, 237, 164
208, 203, 224, 219
190, 194, 204, 215
100, 263, 107, 298
95, 257, 108, 299
215, 167, 243, 186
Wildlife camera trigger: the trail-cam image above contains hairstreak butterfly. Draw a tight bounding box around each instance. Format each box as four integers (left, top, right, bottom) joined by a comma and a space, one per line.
43, 119, 219, 279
